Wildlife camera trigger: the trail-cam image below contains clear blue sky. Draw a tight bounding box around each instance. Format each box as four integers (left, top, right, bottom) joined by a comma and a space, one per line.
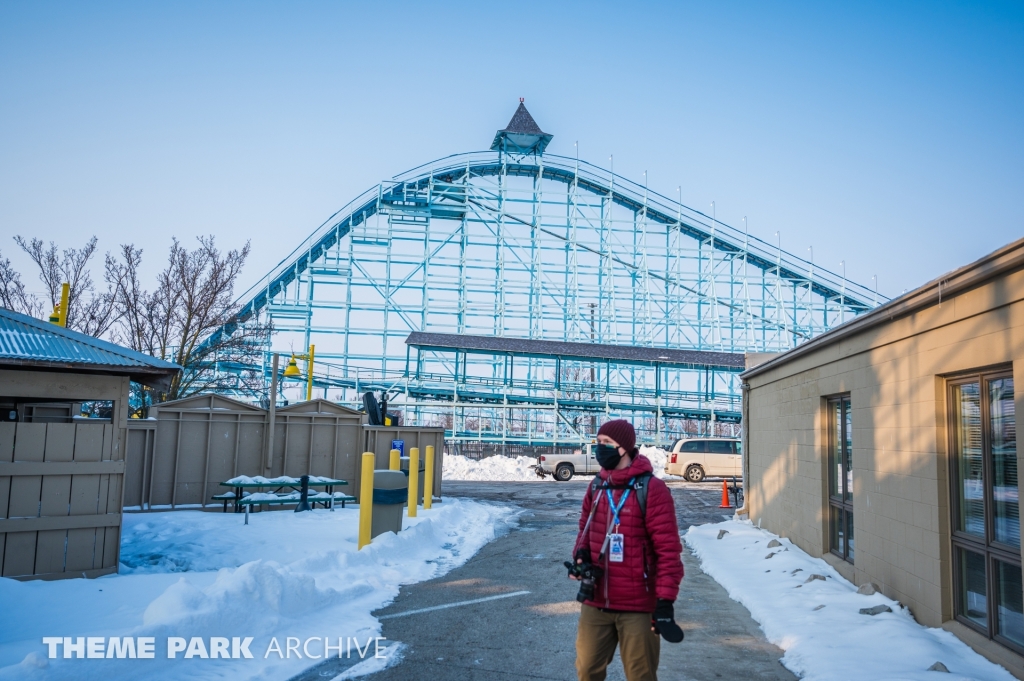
1, 1, 1021, 300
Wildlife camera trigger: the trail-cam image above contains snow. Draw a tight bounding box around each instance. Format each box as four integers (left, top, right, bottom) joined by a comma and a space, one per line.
240, 491, 350, 503
223, 475, 341, 485
442, 447, 679, 482
0, 499, 518, 681
685, 520, 1015, 681
638, 446, 679, 480
442, 453, 542, 481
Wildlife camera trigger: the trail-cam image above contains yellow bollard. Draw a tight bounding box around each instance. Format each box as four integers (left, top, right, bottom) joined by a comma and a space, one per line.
408, 447, 419, 518
358, 452, 375, 549
389, 448, 401, 471
423, 445, 435, 510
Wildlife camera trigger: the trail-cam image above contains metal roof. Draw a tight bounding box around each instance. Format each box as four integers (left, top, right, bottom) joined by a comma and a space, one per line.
405, 332, 746, 371
0, 307, 181, 388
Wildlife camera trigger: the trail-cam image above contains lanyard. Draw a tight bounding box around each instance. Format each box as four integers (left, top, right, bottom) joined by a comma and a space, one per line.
605, 477, 635, 530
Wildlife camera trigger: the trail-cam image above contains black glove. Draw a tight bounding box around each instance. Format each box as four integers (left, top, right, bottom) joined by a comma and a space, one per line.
566, 547, 592, 579
651, 599, 684, 643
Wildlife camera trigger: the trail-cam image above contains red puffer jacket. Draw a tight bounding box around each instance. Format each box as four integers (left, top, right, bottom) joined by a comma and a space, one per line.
574, 453, 684, 612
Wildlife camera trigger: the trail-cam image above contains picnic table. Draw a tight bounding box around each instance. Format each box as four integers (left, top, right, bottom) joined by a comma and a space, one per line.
238, 490, 356, 510
215, 475, 350, 513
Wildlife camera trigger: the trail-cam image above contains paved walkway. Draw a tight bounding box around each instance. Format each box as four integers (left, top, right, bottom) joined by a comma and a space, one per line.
293, 480, 795, 681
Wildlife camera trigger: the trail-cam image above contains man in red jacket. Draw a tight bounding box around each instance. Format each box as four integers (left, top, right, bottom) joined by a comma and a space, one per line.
570, 419, 684, 681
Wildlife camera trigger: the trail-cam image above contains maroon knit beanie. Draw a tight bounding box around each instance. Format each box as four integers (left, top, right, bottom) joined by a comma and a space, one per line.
597, 419, 636, 453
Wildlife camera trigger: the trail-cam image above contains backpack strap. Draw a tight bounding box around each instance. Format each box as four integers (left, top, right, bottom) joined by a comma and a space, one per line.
591, 472, 653, 517
632, 472, 653, 519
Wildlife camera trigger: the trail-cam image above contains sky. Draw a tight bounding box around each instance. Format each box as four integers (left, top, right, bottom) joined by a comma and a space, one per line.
1, 0, 1021, 302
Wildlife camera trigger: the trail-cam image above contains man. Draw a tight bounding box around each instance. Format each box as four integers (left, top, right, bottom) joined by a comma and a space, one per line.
570, 419, 684, 681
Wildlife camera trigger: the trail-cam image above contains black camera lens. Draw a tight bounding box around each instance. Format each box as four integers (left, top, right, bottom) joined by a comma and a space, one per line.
567, 558, 602, 603
576, 578, 596, 603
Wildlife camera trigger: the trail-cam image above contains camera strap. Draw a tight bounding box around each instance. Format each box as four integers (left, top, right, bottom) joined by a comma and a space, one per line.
572, 479, 605, 556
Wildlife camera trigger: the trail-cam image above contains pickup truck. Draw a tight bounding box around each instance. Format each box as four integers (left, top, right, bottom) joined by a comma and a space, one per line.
536, 444, 597, 481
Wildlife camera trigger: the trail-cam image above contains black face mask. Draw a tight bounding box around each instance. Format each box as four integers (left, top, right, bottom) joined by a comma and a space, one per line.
595, 443, 622, 470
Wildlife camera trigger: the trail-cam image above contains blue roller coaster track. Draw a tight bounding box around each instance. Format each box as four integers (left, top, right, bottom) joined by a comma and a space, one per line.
203, 104, 883, 447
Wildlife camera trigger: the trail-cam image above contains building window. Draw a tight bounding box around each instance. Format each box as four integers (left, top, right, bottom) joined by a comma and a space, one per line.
950, 371, 1022, 651
828, 394, 854, 563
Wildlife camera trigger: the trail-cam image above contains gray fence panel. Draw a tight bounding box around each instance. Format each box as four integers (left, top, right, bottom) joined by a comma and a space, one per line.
0, 422, 121, 580
123, 421, 156, 508
125, 398, 369, 511
362, 426, 445, 502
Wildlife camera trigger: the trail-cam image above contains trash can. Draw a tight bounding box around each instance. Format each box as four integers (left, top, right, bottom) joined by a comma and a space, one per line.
371, 470, 408, 539
400, 455, 425, 505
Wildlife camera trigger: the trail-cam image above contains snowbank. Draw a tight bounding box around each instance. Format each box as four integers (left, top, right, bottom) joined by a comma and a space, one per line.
442, 453, 542, 481
686, 520, 1015, 681
638, 446, 677, 480
0, 500, 517, 681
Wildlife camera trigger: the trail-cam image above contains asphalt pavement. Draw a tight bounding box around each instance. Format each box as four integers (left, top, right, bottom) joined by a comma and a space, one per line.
291, 478, 795, 681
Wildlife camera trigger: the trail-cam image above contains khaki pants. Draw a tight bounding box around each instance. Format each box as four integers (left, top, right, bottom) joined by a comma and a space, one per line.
575, 604, 660, 681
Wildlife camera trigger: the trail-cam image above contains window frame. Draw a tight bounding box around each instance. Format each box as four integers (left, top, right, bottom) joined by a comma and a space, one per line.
947, 368, 1022, 653
827, 394, 854, 564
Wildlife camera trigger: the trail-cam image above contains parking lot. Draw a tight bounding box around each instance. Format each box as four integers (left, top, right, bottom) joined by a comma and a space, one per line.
294, 479, 793, 681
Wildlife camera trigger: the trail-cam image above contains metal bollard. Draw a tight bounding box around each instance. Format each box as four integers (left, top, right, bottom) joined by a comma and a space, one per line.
358, 452, 375, 549
407, 447, 419, 518
423, 445, 435, 510
295, 474, 311, 512
389, 448, 401, 471
244, 504, 249, 525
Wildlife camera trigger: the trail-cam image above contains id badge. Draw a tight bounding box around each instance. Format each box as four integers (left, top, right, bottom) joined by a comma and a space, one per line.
609, 533, 625, 563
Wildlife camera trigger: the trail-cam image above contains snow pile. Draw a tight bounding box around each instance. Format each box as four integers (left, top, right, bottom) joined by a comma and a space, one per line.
638, 446, 675, 479
442, 453, 541, 481
0, 500, 517, 681
686, 520, 1015, 681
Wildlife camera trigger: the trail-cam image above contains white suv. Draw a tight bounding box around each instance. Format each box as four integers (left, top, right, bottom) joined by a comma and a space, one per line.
664, 438, 742, 482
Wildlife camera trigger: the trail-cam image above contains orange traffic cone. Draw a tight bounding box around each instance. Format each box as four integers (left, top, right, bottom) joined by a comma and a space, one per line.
719, 479, 733, 509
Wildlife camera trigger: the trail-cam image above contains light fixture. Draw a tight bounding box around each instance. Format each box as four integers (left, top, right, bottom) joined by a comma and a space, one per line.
283, 356, 302, 378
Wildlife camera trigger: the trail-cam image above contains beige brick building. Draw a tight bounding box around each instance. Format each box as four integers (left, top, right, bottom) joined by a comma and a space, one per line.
741, 237, 1024, 675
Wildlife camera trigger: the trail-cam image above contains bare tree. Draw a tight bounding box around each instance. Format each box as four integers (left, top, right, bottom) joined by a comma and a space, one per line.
14, 235, 117, 336
429, 411, 454, 431
105, 244, 152, 352
4, 234, 264, 409
100, 237, 268, 409
142, 237, 269, 400
0, 250, 43, 317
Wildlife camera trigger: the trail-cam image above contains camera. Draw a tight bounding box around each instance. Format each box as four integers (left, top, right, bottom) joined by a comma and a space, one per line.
565, 559, 604, 603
